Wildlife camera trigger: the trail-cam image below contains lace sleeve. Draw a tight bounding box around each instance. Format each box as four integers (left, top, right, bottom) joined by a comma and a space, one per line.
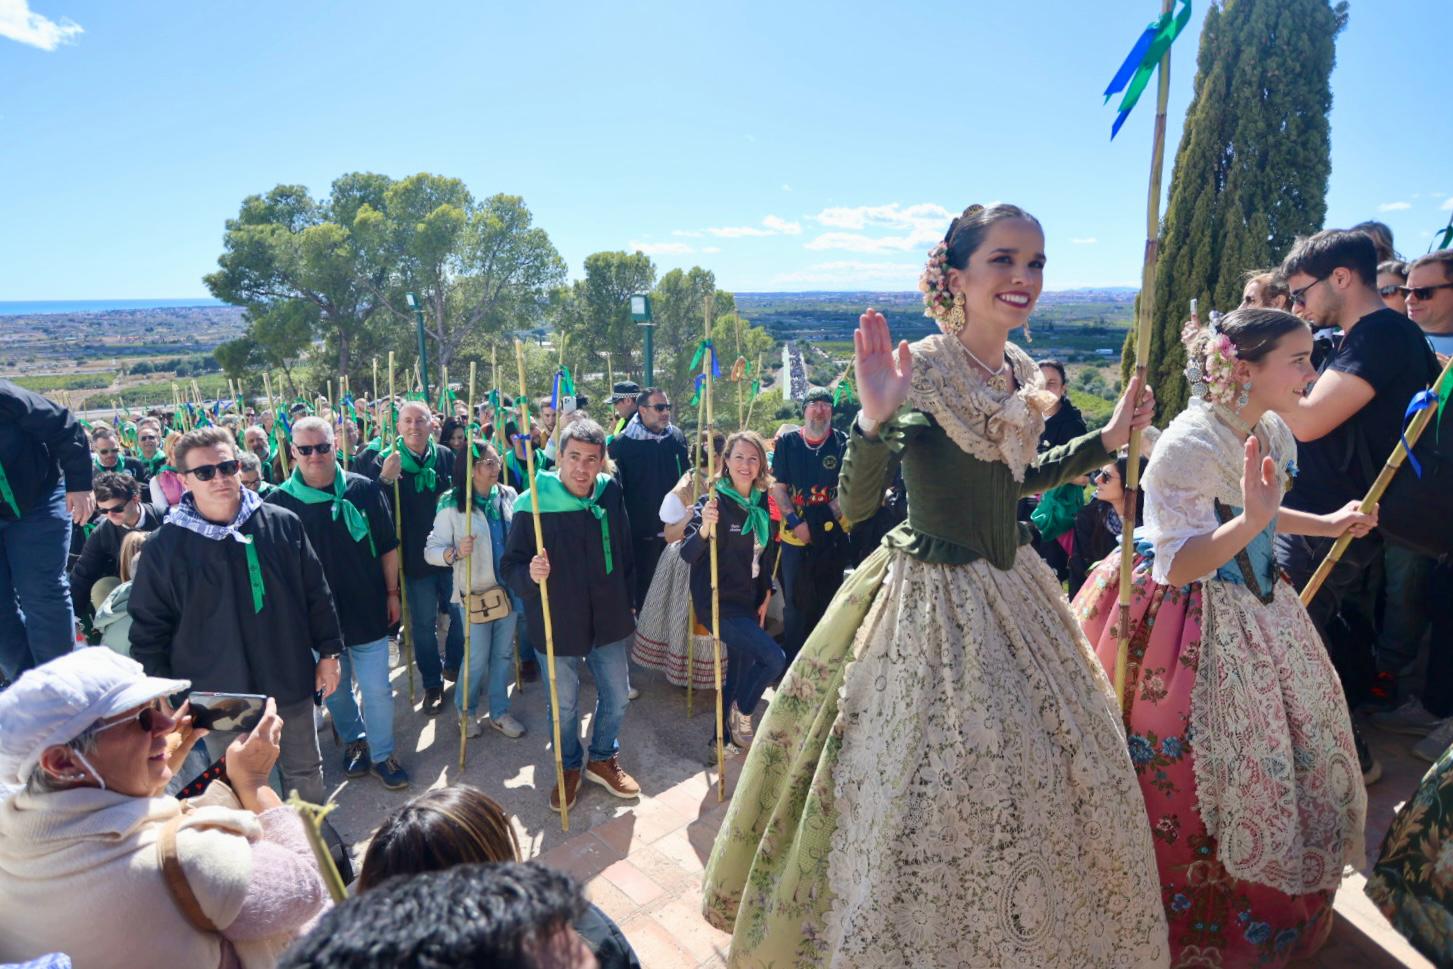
1141, 430, 1222, 585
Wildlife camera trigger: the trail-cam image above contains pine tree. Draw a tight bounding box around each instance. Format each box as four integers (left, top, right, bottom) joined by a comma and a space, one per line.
1127, 0, 1349, 420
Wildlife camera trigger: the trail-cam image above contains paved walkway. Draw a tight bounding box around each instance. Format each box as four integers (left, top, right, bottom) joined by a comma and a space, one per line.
320, 650, 1440, 968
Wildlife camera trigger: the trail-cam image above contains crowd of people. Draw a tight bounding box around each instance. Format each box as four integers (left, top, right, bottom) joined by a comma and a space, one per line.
0, 210, 1452, 967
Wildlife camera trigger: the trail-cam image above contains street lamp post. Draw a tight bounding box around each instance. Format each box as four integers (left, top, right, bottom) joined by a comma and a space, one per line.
405, 291, 431, 401
630, 293, 654, 387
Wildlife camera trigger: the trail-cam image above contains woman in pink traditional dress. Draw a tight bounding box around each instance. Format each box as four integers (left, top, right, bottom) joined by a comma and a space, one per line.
1073, 307, 1371, 967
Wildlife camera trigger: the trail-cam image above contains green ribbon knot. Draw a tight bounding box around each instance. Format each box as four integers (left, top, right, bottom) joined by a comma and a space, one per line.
277, 467, 376, 556
515, 471, 614, 574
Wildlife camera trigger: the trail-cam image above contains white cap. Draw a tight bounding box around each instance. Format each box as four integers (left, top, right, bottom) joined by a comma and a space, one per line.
0, 648, 190, 792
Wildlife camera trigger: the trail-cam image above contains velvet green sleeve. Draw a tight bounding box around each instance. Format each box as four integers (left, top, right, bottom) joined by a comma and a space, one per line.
1020, 428, 1114, 497
838, 411, 923, 527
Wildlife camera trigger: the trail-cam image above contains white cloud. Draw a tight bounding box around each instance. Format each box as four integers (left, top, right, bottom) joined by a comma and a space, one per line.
0, 0, 82, 50
803, 202, 952, 253
772, 260, 921, 286
702, 246, 722, 253
1443, 197, 1453, 211
1071, 237, 1098, 245
1378, 201, 1412, 212
781, 184, 792, 192
671, 229, 703, 238
707, 214, 802, 238
629, 241, 693, 255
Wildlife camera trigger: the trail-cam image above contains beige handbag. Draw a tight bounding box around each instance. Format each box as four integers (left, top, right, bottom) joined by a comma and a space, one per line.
466, 586, 511, 624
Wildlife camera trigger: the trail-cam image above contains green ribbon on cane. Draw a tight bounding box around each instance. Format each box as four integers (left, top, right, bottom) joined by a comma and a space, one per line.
1104, 0, 1192, 139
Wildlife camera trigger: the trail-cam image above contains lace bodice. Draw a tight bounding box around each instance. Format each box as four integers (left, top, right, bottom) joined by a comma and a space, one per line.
1141, 399, 1298, 585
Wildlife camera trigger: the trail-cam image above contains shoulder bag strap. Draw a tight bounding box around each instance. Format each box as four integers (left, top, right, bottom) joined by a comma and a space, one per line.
157, 814, 222, 934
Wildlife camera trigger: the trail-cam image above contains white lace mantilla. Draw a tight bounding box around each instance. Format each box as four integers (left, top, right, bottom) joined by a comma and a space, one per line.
905, 335, 1057, 483
1141, 398, 1297, 586
822, 550, 1169, 967
1145, 400, 1366, 895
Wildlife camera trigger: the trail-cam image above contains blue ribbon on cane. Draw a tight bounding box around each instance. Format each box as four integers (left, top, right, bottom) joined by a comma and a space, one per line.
1400, 388, 1440, 478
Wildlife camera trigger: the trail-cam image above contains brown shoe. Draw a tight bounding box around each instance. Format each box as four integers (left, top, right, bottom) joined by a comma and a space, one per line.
584, 755, 641, 799
548, 769, 581, 813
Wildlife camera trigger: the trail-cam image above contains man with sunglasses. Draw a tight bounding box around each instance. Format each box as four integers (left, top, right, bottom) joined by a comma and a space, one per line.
68, 471, 163, 622
1274, 229, 1438, 784
607, 387, 689, 611
268, 416, 408, 790
131, 417, 166, 484
1405, 250, 1453, 360
129, 426, 344, 804
89, 426, 145, 482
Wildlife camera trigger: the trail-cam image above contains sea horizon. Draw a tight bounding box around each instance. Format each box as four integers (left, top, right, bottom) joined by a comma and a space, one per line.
0, 298, 226, 317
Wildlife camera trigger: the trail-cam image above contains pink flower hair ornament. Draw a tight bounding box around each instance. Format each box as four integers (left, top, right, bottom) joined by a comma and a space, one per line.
1181, 318, 1241, 406
919, 241, 956, 329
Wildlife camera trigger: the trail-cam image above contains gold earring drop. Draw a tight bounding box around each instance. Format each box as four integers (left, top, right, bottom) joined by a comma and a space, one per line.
944, 293, 966, 334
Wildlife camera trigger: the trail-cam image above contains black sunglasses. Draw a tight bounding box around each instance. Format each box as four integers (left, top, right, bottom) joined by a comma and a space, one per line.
139, 434, 159, 442
294, 442, 333, 456
1289, 276, 1327, 307
647, 403, 672, 412
181, 460, 240, 481
95, 448, 119, 456
1401, 283, 1453, 302
1089, 469, 1115, 485
97, 502, 130, 516
1378, 284, 1404, 298
95, 699, 170, 736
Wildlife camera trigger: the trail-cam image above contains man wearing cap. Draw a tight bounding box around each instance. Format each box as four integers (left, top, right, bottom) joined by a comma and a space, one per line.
0, 380, 95, 679
607, 387, 689, 611
606, 381, 641, 438
768, 387, 849, 665
0, 649, 329, 969
128, 426, 343, 804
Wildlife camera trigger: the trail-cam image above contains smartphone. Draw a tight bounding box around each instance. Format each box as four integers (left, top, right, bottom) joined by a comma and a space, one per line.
189, 691, 268, 733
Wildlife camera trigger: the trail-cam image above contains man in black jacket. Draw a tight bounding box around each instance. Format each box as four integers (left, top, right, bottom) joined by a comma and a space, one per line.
69, 471, 164, 618
503, 418, 639, 813
129, 426, 343, 803
606, 387, 688, 610
89, 426, 145, 481
0, 380, 94, 678
356, 400, 459, 715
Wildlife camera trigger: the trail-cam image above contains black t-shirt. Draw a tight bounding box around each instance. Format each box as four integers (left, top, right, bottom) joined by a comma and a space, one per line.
266, 471, 400, 646
773, 428, 848, 514
1286, 308, 1438, 515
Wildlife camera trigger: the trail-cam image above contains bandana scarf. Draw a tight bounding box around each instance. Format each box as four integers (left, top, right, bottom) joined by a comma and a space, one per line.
620, 413, 673, 442
170, 488, 267, 613
390, 436, 439, 492
276, 466, 376, 556
436, 485, 503, 521
514, 471, 614, 574
714, 478, 771, 547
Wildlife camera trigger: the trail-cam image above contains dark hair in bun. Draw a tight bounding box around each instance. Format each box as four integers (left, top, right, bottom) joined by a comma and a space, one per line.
943, 203, 1042, 271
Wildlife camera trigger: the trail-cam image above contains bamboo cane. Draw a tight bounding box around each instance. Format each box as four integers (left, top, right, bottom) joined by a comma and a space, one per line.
516, 341, 570, 831
743, 354, 764, 431
604, 351, 614, 390
340, 375, 351, 468
284, 794, 348, 903
388, 352, 416, 705
704, 298, 726, 801
459, 361, 477, 770
686, 376, 712, 718
494, 346, 522, 691
1114, 0, 1176, 711
552, 334, 566, 453
1301, 354, 1453, 605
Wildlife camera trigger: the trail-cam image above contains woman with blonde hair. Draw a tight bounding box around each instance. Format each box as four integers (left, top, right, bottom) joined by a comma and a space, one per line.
680, 430, 781, 751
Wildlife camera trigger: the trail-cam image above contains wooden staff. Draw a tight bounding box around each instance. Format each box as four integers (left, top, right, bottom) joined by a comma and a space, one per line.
459, 361, 477, 769
704, 297, 726, 801
1114, 0, 1176, 710
552, 334, 567, 453
493, 345, 522, 691
1301, 355, 1453, 605
603, 351, 614, 390
388, 352, 416, 705
516, 340, 570, 831
285, 794, 348, 903
685, 371, 712, 719
340, 375, 352, 467
743, 353, 764, 430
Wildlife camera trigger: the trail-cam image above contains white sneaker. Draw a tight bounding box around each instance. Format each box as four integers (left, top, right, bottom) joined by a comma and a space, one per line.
627, 685, 640, 701
465, 717, 485, 739
1371, 697, 1446, 736
490, 714, 526, 739
1413, 718, 1453, 763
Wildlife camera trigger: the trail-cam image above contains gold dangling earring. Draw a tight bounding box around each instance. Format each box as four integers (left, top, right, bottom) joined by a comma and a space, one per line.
944, 292, 966, 334
1022, 315, 1033, 344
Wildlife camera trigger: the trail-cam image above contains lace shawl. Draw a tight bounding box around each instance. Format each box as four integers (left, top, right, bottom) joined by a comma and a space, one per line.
905, 335, 1058, 483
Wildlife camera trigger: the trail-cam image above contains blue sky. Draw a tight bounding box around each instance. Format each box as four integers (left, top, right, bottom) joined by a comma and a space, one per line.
1, 0, 1449, 299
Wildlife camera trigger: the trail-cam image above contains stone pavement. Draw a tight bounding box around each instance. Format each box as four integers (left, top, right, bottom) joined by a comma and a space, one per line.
318, 647, 1441, 968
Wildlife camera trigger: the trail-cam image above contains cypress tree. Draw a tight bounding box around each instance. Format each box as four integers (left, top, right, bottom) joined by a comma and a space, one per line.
1126, 0, 1349, 420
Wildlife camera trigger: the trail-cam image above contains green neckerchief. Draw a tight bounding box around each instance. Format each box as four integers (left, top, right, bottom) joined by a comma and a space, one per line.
436, 485, 503, 521
276, 466, 376, 556
505, 449, 527, 487
138, 452, 166, 475
391, 436, 439, 492
515, 471, 614, 574
93, 458, 124, 474
715, 478, 771, 547
0, 459, 19, 518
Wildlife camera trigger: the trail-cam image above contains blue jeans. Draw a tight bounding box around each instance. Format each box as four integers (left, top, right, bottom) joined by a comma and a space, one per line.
1377, 543, 1433, 699
0, 482, 76, 679
405, 571, 464, 691
459, 611, 520, 718
537, 636, 630, 771
778, 543, 808, 663
325, 636, 396, 763
513, 593, 537, 664
721, 614, 785, 716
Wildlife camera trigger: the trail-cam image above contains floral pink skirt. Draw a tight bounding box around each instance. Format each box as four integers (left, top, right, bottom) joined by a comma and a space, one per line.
1071, 556, 1335, 968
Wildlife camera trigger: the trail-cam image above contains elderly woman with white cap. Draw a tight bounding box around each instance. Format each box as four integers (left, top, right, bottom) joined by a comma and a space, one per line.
0, 649, 328, 969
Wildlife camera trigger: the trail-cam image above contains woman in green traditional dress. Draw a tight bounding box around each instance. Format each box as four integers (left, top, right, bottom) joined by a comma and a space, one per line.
702, 203, 1169, 968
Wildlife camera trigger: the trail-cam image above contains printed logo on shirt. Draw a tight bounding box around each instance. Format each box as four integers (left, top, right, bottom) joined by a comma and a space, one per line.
822, 454, 838, 471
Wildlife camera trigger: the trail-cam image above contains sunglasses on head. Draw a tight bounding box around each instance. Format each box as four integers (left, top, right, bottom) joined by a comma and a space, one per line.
181, 460, 240, 481
294, 442, 333, 456
1400, 283, 1453, 302
97, 502, 130, 516
95, 698, 171, 736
